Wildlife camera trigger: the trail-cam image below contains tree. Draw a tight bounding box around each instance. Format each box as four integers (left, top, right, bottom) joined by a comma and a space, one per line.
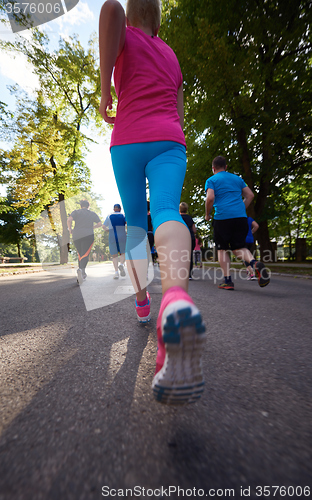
0, 194, 28, 257
0, 101, 14, 194
1, 30, 104, 262
161, 0, 312, 259
268, 175, 312, 258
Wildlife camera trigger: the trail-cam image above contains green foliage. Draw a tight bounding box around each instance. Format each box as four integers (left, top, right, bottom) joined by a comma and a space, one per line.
1, 31, 103, 220
0, 29, 107, 263
0, 102, 14, 185
0, 238, 39, 262
268, 175, 312, 246
3, 92, 86, 218
0, 194, 28, 256
65, 190, 104, 219
160, 0, 312, 248
0, 100, 13, 138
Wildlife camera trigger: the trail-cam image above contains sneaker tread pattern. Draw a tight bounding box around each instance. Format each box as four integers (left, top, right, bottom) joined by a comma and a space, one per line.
153, 304, 206, 405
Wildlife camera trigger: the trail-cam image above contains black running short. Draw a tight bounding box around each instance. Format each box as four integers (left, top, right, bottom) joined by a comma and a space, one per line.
213, 217, 249, 251
73, 234, 94, 261
245, 242, 254, 252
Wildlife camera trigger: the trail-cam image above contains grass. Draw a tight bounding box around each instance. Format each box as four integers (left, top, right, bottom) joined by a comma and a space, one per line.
202, 261, 312, 277
1, 262, 312, 277
267, 265, 312, 277
0, 266, 43, 275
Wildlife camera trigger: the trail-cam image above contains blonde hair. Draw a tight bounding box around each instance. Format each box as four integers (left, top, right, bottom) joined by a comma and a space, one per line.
126, 0, 162, 35
179, 202, 188, 214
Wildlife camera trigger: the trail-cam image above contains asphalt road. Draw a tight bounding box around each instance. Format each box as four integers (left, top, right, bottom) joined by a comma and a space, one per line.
0, 265, 311, 500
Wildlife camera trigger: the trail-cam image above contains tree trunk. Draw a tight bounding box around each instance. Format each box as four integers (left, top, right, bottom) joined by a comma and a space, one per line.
237, 128, 254, 189
236, 124, 275, 261
236, 126, 257, 219
49, 154, 69, 265
58, 193, 70, 265
32, 236, 36, 263
296, 238, 307, 262
288, 226, 292, 260
252, 66, 275, 262
256, 220, 275, 262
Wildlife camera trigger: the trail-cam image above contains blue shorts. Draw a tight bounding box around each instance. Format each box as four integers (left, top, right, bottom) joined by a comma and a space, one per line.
109, 236, 126, 256
110, 141, 187, 260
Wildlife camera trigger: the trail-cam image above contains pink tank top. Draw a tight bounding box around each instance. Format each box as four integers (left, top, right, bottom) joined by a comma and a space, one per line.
110, 27, 186, 148
194, 238, 201, 251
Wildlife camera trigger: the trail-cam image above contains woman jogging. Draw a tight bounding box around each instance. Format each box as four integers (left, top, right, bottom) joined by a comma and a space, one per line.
99, 0, 206, 405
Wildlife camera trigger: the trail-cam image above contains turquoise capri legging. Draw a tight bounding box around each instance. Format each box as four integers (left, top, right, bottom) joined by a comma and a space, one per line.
110, 141, 187, 260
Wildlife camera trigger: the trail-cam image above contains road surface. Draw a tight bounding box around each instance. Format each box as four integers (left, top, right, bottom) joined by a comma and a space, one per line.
0, 264, 311, 499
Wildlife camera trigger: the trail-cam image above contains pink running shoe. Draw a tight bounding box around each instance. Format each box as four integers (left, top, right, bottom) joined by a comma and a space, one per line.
135, 292, 151, 323
152, 287, 206, 405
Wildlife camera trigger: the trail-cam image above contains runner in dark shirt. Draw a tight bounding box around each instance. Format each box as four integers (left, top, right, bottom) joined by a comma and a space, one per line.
67, 200, 102, 284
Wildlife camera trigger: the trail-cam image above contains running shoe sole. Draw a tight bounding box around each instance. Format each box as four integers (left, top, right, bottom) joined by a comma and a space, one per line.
218, 282, 234, 290
255, 262, 270, 287
77, 269, 83, 285
136, 312, 151, 323
152, 300, 206, 405
136, 293, 151, 323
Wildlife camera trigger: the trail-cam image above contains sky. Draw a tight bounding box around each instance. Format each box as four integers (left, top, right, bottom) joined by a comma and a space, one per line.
0, 0, 127, 219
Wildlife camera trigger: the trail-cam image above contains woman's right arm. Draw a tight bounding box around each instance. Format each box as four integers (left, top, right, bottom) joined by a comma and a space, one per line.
99, 0, 126, 123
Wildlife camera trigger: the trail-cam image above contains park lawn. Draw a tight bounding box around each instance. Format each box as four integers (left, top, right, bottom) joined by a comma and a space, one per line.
202, 262, 312, 277
1, 263, 312, 277
0, 268, 27, 275
268, 265, 312, 277
0, 266, 43, 276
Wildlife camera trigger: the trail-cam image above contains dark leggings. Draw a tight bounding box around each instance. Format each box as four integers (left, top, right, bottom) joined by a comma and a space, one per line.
73, 235, 94, 271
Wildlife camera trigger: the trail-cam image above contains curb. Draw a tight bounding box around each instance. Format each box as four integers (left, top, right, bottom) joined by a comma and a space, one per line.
1, 268, 311, 280
270, 272, 312, 280
0, 268, 45, 277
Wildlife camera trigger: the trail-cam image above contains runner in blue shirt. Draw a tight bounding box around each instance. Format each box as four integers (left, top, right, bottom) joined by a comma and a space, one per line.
205, 156, 270, 289
103, 204, 126, 279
